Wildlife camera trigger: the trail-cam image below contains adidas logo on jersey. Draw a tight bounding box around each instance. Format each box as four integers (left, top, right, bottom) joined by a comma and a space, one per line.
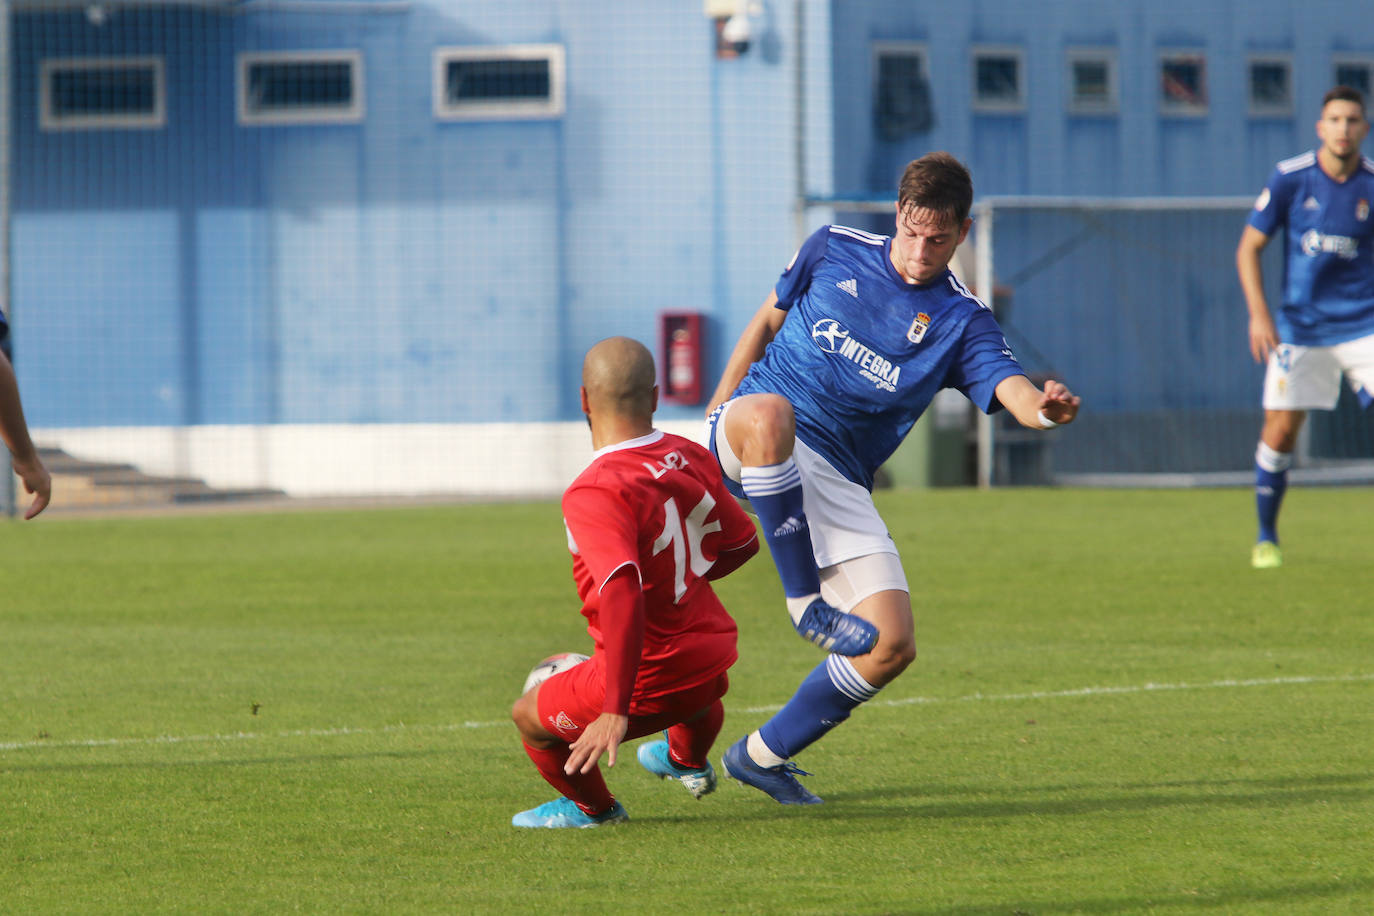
836, 278, 858, 297
1303, 196, 1320, 210
773, 516, 806, 537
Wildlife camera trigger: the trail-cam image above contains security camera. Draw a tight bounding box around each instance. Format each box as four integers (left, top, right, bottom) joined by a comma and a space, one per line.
720, 12, 751, 52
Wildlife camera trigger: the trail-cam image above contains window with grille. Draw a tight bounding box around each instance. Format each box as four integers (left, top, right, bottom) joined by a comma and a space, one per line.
238, 51, 364, 125
1067, 49, 1118, 115
972, 46, 1025, 113
872, 42, 934, 139
1333, 56, 1373, 99
433, 45, 566, 121
1247, 55, 1293, 117
40, 57, 165, 131
1160, 51, 1208, 116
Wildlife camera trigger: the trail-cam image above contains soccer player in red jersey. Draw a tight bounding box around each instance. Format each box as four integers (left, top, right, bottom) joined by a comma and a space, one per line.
510, 336, 760, 828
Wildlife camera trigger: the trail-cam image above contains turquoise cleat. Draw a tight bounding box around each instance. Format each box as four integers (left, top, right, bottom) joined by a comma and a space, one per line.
511, 797, 629, 829
637, 736, 717, 799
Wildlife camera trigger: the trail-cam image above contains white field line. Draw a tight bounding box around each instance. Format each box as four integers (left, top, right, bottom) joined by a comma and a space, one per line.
3, 672, 1371, 755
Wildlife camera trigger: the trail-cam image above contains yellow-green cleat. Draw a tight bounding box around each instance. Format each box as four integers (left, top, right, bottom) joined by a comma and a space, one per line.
1251, 541, 1282, 569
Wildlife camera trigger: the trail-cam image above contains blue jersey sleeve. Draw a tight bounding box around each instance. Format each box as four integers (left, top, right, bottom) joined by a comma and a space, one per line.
1246, 167, 1291, 238
773, 226, 832, 309
945, 308, 1025, 414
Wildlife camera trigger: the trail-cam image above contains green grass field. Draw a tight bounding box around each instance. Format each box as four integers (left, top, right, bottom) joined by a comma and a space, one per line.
2, 487, 1371, 914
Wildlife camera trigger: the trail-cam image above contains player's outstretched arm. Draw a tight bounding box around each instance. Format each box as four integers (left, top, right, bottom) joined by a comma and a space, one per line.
705, 292, 788, 415
994, 375, 1081, 429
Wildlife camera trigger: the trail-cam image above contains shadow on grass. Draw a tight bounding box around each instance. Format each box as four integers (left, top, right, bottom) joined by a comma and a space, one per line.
813, 770, 1374, 820
898, 875, 1374, 915
643, 770, 1374, 827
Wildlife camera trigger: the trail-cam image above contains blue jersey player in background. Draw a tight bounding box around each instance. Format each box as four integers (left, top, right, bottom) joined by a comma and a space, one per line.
704, 152, 1080, 804
1236, 86, 1374, 569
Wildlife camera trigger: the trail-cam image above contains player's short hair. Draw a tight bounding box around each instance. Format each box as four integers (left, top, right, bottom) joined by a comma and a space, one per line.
583, 336, 656, 419
1322, 85, 1366, 114
897, 152, 973, 226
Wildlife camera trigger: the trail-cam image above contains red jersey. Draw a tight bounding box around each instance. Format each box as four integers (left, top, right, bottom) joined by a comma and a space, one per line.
562, 429, 757, 705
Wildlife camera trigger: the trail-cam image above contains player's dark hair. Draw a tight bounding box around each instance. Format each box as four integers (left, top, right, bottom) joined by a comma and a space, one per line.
1323, 85, 1366, 114
897, 152, 973, 225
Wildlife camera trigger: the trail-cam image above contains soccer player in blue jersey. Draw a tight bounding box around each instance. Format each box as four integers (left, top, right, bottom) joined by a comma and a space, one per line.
1237, 86, 1374, 569
703, 151, 1080, 803
0, 316, 51, 519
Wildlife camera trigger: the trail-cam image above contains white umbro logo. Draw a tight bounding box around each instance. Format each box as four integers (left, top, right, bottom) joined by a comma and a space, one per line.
836, 278, 858, 298
1303, 196, 1320, 210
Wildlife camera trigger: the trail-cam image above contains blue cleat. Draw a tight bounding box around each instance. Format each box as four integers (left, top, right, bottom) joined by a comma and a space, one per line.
511, 796, 629, 829
637, 736, 717, 799
795, 598, 878, 656
722, 736, 823, 805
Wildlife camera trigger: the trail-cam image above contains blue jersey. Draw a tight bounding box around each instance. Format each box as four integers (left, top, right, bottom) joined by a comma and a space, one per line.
1247, 152, 1374, 346
734, 224, 1025, 490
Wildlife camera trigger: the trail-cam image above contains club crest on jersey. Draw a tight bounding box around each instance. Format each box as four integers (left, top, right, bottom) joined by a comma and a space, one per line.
1358, 199, 1370, 222
907, 312, 932, 344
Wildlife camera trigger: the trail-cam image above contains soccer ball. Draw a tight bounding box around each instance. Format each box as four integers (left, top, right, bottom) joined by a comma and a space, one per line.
521, 652, 590, 694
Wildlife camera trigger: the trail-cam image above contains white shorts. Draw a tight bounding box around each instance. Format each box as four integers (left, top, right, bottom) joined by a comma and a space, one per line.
706, 398, 909, 609
1263, 334, 1374, 411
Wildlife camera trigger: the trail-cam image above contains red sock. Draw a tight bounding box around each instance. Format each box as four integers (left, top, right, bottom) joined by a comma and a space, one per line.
665, 699, 724, 770
521, 741, 616, 815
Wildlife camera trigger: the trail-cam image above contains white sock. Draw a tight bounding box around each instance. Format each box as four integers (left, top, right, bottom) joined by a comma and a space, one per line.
1255, 441, 1292, 473
746, 730, 788, 768
784, 593, 819, 625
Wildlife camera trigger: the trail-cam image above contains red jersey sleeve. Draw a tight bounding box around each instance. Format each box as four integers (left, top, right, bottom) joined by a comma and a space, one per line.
562, 478, 642, 593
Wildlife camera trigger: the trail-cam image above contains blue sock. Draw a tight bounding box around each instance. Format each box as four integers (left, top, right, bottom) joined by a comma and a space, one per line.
1255, 442, 1291, 545
758, 656, 880, 759
741, 459, 820, 599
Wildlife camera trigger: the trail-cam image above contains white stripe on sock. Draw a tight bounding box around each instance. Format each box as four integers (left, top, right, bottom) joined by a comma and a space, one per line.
740, 460, 803, 496
1255, 441, 1292, 473
826, 654, 880, 703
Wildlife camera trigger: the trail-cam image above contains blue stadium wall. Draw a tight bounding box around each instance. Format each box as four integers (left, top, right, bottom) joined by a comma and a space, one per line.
831, 0, 1373, 200
11, 0, 815, 433
8, 0, 1373, 485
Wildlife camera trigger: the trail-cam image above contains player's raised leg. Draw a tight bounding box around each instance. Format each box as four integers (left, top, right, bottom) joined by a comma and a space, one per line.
715, 395, 878, 656
725, 583, 915, 804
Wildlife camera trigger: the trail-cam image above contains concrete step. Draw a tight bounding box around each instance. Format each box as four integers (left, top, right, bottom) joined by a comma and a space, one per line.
26, 446, 285, 511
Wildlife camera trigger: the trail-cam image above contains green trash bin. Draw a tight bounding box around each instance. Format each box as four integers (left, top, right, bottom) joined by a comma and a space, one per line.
878, 391, 974, 488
